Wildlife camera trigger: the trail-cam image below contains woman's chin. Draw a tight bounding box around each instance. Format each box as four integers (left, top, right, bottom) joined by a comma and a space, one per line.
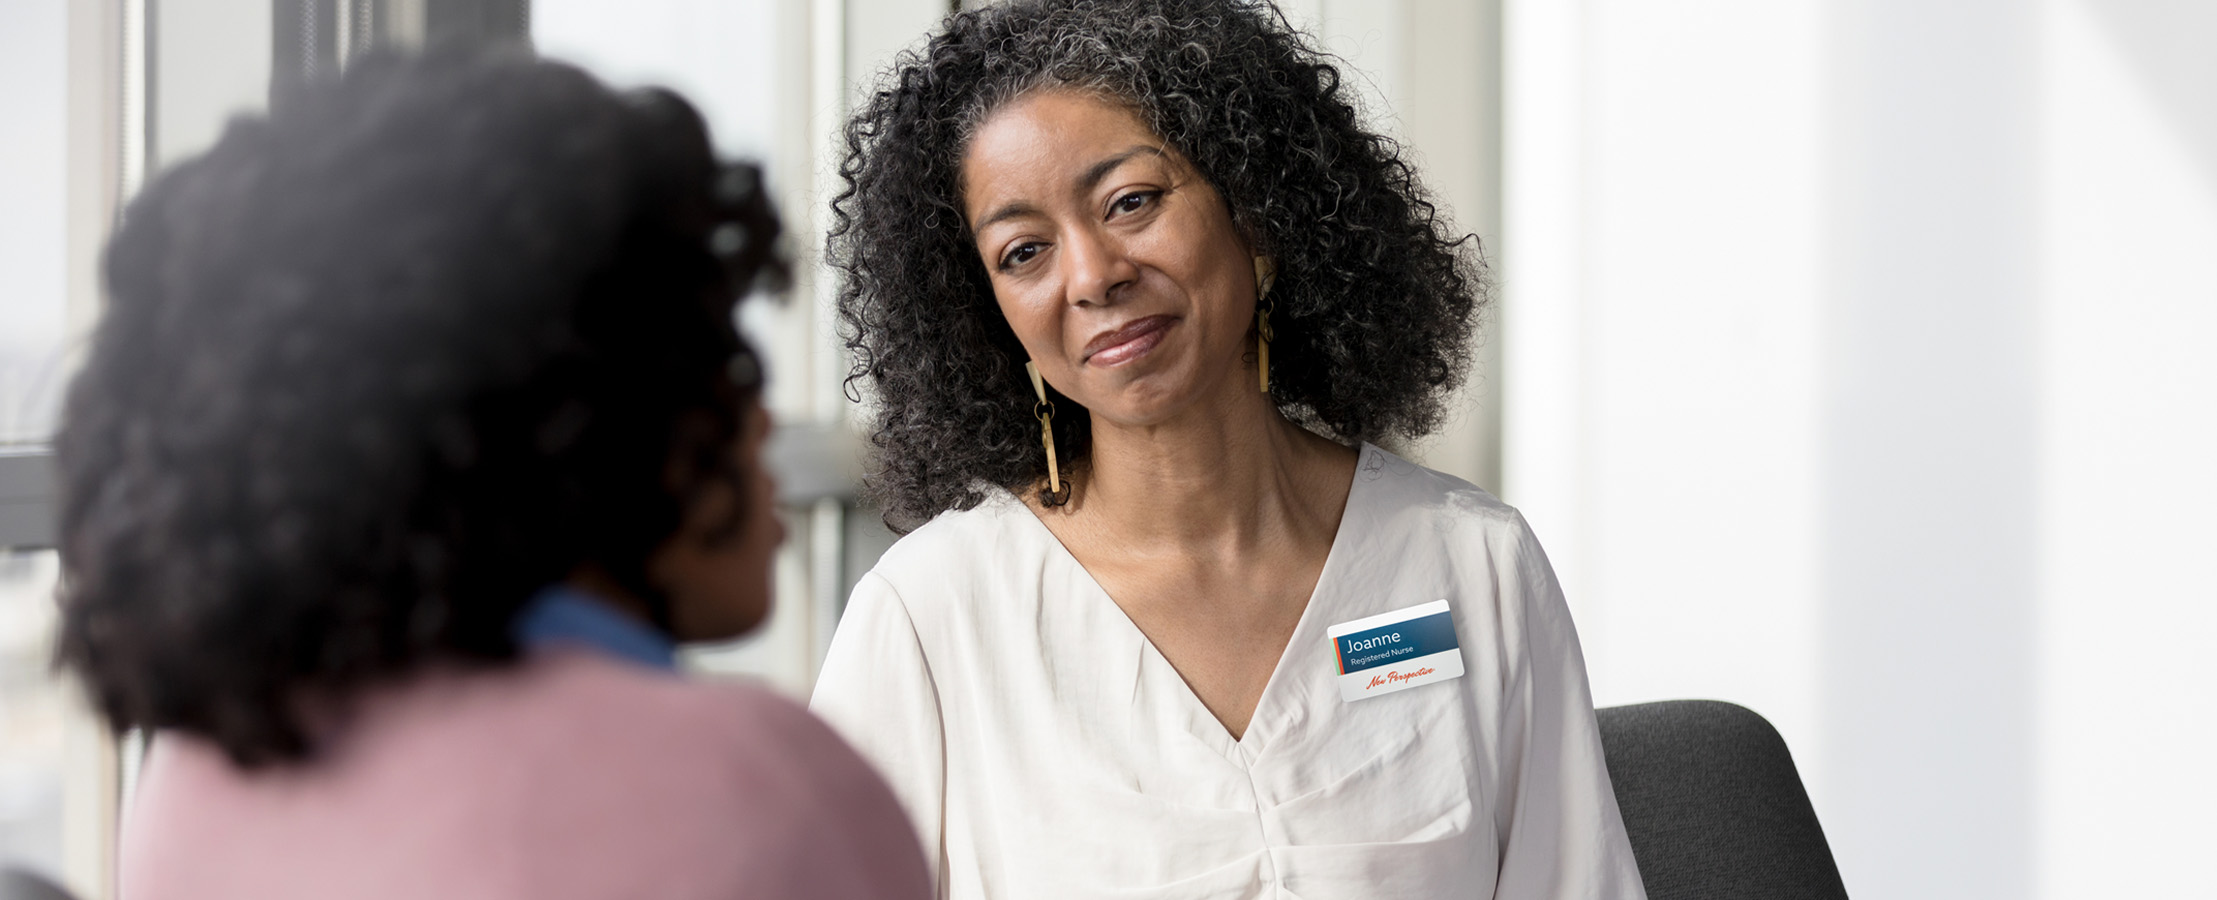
1085, 380, 1244, 432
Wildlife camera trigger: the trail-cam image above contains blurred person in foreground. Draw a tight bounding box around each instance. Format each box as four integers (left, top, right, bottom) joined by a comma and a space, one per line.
810, 0, 1642, 896
52, 50, 928, 900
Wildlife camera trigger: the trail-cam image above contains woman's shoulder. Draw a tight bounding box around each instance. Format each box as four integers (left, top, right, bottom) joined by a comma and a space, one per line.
380, 652, 891, 784
127, 655, 929, 900
1334, 444, 1566, 617
307, 653, 897, 806
1352, 443, 1532, 543
1340, 444, 1567, 636
859, 486, 1053, 606
495, 660, 932, 897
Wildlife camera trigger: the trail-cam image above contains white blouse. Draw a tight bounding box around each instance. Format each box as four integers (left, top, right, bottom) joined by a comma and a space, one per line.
810, 444, 1646, 900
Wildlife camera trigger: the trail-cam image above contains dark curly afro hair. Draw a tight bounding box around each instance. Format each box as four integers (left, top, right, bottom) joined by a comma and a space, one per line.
54, 49, 784, 767
831, 0, 1485, 532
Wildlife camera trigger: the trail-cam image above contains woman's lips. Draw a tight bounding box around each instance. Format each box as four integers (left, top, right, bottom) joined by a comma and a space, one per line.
1083, 315, 1175, 367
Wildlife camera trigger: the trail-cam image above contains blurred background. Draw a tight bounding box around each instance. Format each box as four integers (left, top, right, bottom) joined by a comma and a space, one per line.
1, 1, 2210, 898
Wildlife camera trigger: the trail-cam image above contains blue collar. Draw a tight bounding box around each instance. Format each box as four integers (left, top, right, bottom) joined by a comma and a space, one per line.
512, 584, 678, 672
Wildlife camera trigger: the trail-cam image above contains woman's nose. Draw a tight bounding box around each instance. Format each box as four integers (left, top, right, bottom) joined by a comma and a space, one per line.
1059, 227, 1139, 308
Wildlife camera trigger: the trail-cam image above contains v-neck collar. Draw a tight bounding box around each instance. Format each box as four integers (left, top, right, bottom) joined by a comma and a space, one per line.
1000, 442, 1376, 759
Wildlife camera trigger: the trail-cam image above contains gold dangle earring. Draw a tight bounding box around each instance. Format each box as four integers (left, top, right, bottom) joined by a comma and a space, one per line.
1025, 361, 1063, 497
1253, 256, 1278, 393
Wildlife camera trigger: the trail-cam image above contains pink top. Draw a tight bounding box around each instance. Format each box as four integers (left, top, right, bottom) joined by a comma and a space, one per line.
121, 649, 931, 900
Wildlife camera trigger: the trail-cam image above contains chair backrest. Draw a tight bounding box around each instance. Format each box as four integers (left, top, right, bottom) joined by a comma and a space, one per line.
1595, 700, 1850, 900
0, 867, 80, 900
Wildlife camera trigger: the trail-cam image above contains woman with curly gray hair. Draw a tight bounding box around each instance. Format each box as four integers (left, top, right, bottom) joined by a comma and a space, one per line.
809, 1, 1644, 897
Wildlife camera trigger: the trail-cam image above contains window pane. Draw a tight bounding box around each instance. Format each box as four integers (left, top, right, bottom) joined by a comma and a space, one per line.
531, 0, 782, 161
0, 0, 69, 447
0, 550, 64, 880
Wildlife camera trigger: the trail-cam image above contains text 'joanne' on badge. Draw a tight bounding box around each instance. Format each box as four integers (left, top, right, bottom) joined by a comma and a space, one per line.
1327, 599, 1465, 702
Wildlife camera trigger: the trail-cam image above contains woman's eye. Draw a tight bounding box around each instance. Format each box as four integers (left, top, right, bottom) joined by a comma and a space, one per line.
1109, 191, 1158, 218
1000, 242, 1044, 270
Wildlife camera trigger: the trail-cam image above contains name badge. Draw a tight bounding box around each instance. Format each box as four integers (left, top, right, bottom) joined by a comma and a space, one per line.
1328, 599, 1464, 702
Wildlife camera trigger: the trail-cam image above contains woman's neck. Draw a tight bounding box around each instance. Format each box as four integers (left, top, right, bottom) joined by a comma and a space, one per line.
1044, 364, 1356, 558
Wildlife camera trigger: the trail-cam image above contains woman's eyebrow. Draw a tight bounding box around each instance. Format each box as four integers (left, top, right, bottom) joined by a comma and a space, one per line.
1076, 145, 1165, 194
972, 145, 1166, 232
974, 201, 1039, 233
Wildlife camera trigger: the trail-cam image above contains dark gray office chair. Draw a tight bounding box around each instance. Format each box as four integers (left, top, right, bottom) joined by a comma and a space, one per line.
0, 867, 78, 900
1596, 700, 1850, 900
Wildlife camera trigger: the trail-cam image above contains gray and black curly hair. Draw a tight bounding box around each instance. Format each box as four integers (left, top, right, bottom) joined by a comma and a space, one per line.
832, 0, 1485, 531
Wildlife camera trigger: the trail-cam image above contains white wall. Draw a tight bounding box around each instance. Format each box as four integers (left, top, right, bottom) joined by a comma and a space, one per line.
1820, 3, 2041, 894
1502, 0, 2217, 896
2036, 2, 2217, 895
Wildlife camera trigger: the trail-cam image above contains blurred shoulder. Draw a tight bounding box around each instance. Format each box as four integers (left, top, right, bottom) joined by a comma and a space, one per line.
540, 652, 873, 773
125, 654, 930, 900
539, 657, 933, 897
